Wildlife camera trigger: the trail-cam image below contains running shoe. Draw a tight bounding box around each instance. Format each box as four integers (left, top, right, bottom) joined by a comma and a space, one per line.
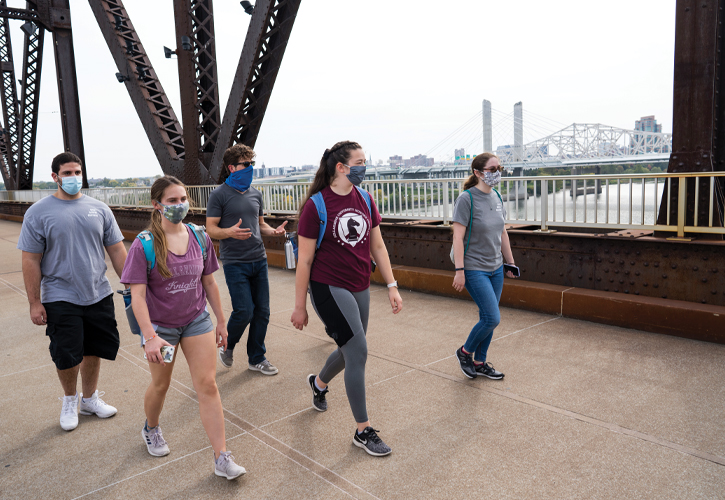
142, 423, 170, 457
455, 347, 477, 379
475, 361, 504, 380
59, 393, 78, 431
353, 427, 392, 457
307, 374, 328, 412
219, 347, 233, 368
79, 390, 117, 418
248, 359, 278, 375
214, 451, 246, 480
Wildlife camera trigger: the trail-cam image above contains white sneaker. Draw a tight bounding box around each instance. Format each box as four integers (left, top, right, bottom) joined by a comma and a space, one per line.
59, 393, 79, 431
214, 451, 246, 480
79, 390, 117, 418
142, 424, 170, 457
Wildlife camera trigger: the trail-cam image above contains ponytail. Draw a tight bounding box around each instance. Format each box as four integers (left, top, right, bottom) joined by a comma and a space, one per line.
297, 140, 362, 220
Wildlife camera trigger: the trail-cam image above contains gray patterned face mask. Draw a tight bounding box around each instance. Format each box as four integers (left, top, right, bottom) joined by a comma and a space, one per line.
158, 201, 190, 224
483, 171, 501, 187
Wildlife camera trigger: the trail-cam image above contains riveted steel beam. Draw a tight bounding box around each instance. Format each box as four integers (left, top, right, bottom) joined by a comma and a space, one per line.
0, 3, 21, 188
89, 0, 186, 179
173, 0, 219, 184
209, 0, 301, 183
658, 0, 725, 235
16, 12, 44, 190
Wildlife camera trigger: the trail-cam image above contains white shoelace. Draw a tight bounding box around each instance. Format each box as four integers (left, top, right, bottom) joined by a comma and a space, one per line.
59, 396, 77, 415
148, 428, 167, 447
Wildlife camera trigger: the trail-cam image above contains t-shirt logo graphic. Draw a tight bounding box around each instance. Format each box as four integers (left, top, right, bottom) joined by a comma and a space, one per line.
335, 211, 368, 248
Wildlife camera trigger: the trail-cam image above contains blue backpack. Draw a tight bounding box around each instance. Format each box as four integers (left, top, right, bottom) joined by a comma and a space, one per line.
137, 223, 209, 274
293, 186, 372, 259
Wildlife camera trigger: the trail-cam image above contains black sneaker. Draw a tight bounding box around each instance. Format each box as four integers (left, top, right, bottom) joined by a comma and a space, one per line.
307, 374, 328, 412
475, 361, 504, 380
455, 347, 477, 379
353, 427, 392, 457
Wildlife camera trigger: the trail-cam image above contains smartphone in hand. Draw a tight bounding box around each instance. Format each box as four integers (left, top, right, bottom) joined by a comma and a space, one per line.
503, 264, 520, 277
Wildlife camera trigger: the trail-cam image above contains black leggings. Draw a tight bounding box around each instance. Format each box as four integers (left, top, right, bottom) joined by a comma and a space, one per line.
309, 281, 370, 423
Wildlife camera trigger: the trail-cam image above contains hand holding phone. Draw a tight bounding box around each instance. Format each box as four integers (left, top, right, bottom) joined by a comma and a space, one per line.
503, 263, 520, 278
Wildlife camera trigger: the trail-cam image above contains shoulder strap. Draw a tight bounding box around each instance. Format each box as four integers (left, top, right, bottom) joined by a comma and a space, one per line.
136, 230, 155, 273
492, 188, 503, 205
464, 190, 473, 257
185, 223, 208, 262
355, 186, 372, 217
310, 192, 327, 250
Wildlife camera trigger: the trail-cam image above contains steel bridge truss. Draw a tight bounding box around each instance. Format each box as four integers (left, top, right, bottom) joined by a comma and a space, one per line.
93, 0, 301, 185
0, 0, 84, 190
0, 0, 301, 189
498, 123, 674, 165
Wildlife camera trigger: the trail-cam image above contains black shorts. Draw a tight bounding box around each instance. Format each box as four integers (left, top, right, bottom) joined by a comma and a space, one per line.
44, 294, 120, 370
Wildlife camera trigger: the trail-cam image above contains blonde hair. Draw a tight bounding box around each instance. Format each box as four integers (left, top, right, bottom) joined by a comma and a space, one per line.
463, 152, 498, 191
149, 176, 186, 279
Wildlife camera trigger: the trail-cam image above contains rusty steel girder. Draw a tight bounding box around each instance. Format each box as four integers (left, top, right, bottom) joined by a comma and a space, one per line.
209, 0, 302, 183
658, 0, 725, 233
17, 10, 44, 190
89, 0, 186, 180
0, 4, 21, 188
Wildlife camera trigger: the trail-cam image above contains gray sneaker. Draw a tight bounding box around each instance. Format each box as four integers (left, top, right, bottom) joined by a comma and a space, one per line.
353, 427, 392, 457
248, 359, 278, 375
219, 347, 233, 368
214, 451, 246, 480
142, 423, 170, 457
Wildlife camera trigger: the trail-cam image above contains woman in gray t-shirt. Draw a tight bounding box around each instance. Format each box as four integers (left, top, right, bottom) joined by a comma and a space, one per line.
451, 153, 516, 380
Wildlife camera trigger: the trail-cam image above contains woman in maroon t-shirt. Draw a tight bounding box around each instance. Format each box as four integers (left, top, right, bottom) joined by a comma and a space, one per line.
291, 140, 403, 457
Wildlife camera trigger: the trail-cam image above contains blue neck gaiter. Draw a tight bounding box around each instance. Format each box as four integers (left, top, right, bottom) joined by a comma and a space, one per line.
225, 166, 254, 192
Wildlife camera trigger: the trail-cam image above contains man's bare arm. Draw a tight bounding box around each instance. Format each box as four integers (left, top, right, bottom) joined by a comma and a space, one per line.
21, 251, 46, 325
105, 241, 128, 283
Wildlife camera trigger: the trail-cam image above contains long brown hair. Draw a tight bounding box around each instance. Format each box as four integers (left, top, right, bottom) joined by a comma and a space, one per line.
149, 176, 186, 279
463, 152, 498, 191
297, 140, 362, 220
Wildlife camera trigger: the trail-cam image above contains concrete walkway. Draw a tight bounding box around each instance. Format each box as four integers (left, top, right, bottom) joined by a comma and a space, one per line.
0, 218, 723, 500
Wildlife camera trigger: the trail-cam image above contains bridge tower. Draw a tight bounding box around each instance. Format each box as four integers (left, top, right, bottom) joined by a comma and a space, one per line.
513, 101, 523, 162
482, 99, 492, 153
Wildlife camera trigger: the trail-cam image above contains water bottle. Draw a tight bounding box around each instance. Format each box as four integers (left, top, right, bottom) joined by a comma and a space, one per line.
284, 232, 297, 270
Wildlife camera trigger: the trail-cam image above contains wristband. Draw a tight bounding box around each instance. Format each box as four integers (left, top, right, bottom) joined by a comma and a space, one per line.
387, 281, 398, 288
455, 267, 464, 271
144, 334, 156, 343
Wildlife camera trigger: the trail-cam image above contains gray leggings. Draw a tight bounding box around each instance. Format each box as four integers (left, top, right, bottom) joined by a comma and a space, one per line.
309, 281, 370, 423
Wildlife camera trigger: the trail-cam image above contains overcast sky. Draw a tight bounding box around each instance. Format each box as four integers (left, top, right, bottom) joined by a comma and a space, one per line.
10, 0, 676, 182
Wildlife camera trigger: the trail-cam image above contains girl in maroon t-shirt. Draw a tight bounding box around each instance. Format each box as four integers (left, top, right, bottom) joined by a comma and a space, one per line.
291, 140, 403, 457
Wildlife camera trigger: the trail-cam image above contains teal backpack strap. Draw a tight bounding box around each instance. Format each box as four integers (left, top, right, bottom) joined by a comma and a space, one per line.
185, 223, 208, 262
136, 230, 155, 274
464, 190, 473, 257
493, 188, 503, 205
310, 191, 327, 250
355, 186, 372, 218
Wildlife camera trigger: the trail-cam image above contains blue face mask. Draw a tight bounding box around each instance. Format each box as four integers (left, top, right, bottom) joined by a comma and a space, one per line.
225, 166, 254, 192
344, 164, 366, 186
58, 175, 83, 195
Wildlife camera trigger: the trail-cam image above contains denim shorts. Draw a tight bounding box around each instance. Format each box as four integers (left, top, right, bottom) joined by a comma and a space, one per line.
152, 310, 213, 346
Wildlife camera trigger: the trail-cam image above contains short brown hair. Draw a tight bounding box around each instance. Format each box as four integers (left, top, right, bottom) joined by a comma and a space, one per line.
223, 144, 255, 171
51, 152, 82, 174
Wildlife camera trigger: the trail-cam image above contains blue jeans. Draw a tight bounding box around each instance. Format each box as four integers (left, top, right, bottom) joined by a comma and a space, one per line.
463, 266, 504, 363
222, 259, 270, 365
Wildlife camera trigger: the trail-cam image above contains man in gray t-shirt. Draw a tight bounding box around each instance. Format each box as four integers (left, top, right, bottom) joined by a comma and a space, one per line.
17, 152, 128, 432
206, 144, 287, 375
